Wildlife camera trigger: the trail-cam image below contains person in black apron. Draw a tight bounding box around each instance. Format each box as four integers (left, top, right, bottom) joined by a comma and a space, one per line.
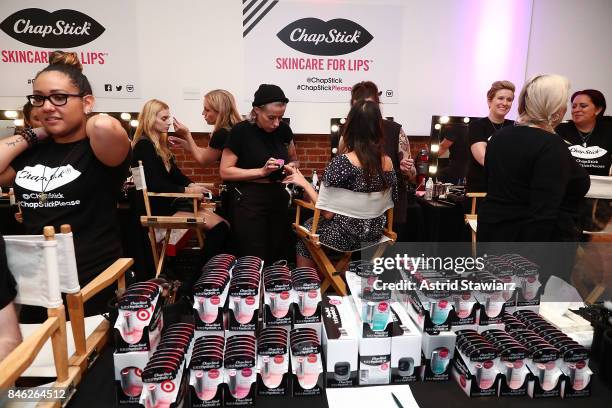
220, 84, 298, 265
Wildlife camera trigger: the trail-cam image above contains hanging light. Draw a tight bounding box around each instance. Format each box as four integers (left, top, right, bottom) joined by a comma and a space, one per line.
120, 112, 131, 121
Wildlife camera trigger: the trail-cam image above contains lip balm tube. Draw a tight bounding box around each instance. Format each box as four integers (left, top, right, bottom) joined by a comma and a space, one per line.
262, 356, 270, 376
569, 361, 589, 391
195, 370, 205, 398
430, 300, 450, 325
364, 302, 376, 328
120, 368, 140, 396
536, 362, 556, 391
431, 348, 449, 375
146, 384, 157, 408
476, 360, 495, 389
453, 295, 472, 319
522, 275, 539, 300
228, 369, 237, 396
505, 360, 524, 389
124, 311, 134, 332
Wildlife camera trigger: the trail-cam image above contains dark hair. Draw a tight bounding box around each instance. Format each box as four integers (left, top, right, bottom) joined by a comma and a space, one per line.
22, 102, 35, 126
341, 100, 388, 188
571, 89, 606, 119
350, 81, 381, 105
35, 51, 92, 95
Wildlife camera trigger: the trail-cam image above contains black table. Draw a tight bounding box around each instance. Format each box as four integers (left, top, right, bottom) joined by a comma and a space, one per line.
67, 345, 611, 408
415, 197, 468, 242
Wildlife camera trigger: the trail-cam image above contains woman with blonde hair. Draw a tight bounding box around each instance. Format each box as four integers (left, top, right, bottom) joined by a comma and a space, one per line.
131, 99, 229, 270
466, 80, 515, 192
169, 89, 242, 166
478, 75, 590, 242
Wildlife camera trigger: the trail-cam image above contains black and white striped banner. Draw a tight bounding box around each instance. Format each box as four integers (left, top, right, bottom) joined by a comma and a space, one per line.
243, 0, 279, 37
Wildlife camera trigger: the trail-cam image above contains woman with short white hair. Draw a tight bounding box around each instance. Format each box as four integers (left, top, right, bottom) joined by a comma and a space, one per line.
478, 74, 590, 242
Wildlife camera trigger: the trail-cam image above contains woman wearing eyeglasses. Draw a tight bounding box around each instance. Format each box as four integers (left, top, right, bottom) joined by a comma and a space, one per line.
0, 51, 130, 319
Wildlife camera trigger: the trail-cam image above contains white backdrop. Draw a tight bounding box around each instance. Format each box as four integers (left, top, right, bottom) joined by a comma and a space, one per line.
243, 2, 403, 103
0, 0, 611, 135
0, 0, 140, 98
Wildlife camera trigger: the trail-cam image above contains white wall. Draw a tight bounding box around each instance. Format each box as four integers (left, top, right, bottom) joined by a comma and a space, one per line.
1, 0, 610, 135
526, 0, 612, 116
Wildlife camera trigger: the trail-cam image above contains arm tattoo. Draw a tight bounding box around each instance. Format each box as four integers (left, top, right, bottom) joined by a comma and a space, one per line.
5, 136, 24, 148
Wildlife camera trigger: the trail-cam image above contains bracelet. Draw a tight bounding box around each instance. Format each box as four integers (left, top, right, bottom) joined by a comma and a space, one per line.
21, 127, 38, 148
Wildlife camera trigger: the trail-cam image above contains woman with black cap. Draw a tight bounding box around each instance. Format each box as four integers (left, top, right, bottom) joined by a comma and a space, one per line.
220, 84, 298, 264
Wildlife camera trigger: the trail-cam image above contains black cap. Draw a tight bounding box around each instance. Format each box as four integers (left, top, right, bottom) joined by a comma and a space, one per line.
252, 84, 289, 107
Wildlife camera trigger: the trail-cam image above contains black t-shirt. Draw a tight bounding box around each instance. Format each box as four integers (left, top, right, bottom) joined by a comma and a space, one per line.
467, 117, 514, 192
225, 120, 293, 181
0, 236, 17, 310
11, 138, 130, 285
479, 126, 590, 241
132, 138, 192, 215
556, 119, 612, 176
440, 125, 470, 183
209, 127, 230, 150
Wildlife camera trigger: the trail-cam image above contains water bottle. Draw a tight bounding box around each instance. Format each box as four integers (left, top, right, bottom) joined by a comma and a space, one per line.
311, 170, 319, 192
425, 177, 433, 200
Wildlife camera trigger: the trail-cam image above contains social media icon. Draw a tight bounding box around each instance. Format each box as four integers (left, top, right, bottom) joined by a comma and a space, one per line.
385, 90, 393, 97
126, 84, 134, 92
115, 85, 122, 91
104, 84, 112, 91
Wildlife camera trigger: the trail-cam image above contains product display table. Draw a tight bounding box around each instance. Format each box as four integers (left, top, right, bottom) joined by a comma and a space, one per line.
67, 345, 611, 408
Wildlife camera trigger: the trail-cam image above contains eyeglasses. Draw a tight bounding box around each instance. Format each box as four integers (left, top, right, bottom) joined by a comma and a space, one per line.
26, 93, 85, 107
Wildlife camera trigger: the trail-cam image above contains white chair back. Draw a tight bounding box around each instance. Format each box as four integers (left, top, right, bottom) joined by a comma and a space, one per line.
5, 235, 62, 308
586, 175, 612, 199
5, 230, 80, 308
131, 162, 147, 191
315, 183, 393, 219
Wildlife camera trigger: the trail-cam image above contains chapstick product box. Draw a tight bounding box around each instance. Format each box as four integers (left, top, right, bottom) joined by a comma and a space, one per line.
421, 331, 456, 381
346, 271, 393, 339
357, 336, 392, 386
389, 302, 422, 383
321, 296, 359, 388
113, 284, 164, 353
113, 351, 149, 406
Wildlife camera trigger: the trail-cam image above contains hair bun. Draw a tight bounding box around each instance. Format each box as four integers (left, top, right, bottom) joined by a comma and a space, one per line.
48, 51, 83, 72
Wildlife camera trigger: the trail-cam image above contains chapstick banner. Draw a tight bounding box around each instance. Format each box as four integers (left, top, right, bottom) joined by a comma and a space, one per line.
0, 0, 139, 98
243, 1, 402, 103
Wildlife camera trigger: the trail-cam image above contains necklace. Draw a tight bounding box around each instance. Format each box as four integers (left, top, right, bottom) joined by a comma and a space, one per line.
38, 142, 82, 205
489, 118, 504, 132
577, 128, 594, 148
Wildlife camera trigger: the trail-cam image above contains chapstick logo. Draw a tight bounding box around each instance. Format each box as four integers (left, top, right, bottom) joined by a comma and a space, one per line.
0, 8, 105, 48
277, 18, 373, 56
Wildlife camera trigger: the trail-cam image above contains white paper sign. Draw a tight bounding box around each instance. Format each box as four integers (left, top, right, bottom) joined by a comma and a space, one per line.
0, 0, 140, 98
243, 1, 402, 103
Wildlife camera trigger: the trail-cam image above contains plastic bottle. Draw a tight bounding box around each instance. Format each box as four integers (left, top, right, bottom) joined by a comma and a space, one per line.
425, 177, 433, 200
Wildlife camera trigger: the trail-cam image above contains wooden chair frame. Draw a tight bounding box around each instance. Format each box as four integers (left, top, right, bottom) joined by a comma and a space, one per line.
464, 192, 486, 256
132, 160, 212, 277
60, 225, 134, 374
0, 226, 81, 407
292, 199, 396, 295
